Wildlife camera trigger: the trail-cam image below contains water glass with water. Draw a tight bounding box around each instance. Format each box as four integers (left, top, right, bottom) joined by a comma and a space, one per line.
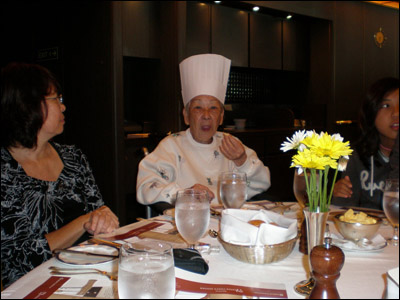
118, 240, 175, 299
175, 188, 210, 248
383, 178, 399, 246
219, 171, 247, 209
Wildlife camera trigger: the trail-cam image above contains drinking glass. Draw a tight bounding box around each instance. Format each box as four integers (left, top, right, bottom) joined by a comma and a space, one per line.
175, 189, 210, 248
293, 170, 309, 209
218, 172, 247, 209
293, 169, 308, 244
383, 178, 399, 246
118, 240, 175, 299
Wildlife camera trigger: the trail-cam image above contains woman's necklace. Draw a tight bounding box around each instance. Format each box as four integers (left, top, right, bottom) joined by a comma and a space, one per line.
378, 143, 391, 163
379, 144, 393, 152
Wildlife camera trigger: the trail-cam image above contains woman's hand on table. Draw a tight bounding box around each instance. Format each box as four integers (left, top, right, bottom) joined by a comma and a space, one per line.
333, 176, 353, 198
220, 133, 247, 167
84, 206, 119, 236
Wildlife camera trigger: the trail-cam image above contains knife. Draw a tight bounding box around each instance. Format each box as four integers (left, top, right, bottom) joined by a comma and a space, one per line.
53, 248, 119, 258
87, 238, 122, 249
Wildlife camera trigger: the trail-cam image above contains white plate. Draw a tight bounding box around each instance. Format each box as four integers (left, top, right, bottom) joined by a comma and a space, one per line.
211, 202, 298, 214
332, 237, 387, 252
55, 244, 119, 266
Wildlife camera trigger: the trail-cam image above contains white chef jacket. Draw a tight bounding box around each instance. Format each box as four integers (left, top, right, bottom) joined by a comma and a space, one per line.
136, 129, 271, 205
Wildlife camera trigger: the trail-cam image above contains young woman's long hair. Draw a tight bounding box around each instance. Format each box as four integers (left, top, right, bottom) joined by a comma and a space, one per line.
356, 77, 399, 168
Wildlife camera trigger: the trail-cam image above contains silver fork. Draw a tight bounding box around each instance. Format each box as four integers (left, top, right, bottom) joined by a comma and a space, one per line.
49, 266, 118, 281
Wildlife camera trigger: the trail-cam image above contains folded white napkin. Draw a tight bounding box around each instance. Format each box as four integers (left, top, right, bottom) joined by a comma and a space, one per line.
388, 267, 399, 285
220, 209, 298, 246
331, 233, 387, 251
386, 267, 399, 299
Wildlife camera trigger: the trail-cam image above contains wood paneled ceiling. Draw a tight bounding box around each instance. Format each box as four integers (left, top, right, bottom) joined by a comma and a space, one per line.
365, 1, 399, 9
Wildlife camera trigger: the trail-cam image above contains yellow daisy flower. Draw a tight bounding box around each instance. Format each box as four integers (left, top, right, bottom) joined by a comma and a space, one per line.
281, 130, 353, 212
292, 149, 337, 170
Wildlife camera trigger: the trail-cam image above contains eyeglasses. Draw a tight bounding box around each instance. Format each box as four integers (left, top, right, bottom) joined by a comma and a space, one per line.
45, 95, 64, 104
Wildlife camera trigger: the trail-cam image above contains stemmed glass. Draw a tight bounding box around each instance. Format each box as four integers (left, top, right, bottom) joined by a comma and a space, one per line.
218, 172, 247, 209
175, 189, 210, 249
293, 169, 308, 242
293, 170, 309, 209
383, 178, 399, 246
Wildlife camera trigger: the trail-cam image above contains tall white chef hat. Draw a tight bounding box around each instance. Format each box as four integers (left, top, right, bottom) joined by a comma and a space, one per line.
179, 54, 231, 106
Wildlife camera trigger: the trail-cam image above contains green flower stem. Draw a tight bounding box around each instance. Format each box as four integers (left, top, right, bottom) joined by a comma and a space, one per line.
309, 168, 317, 212
312, 169, 318, 211
328, 166, 340, 207
323, 167, 329, 212
319, 169, 323, 211
303, 168, 311, 208
305, 167, 333, 213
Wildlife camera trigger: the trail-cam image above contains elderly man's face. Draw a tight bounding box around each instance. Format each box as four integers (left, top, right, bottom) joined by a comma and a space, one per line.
183, 95, 224, 144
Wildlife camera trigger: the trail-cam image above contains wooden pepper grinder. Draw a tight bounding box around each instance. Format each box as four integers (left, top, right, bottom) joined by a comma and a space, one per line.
309, 237, 345, 299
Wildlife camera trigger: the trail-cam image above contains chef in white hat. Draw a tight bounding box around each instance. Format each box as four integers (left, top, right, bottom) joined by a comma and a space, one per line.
136, 54, 271, 206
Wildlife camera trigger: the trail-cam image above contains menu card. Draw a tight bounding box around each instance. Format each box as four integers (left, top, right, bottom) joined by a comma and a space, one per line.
102, 222, 163, 241
23, 277, 70, 299
23, 276, 117, 299
176, 277, 288, 299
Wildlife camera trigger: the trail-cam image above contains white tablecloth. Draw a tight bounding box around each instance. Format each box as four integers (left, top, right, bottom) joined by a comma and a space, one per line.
2, 204, 399, 299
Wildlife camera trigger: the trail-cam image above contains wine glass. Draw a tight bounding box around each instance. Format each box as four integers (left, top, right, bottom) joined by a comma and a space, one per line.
175, 189, 210, 249
218, 172, 247, 209
293, 170, 309, 209
383, 178, 399, 246
293, 169, 308, 240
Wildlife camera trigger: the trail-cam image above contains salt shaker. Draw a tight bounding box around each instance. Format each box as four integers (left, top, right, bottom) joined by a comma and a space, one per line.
309, 237, 345, 299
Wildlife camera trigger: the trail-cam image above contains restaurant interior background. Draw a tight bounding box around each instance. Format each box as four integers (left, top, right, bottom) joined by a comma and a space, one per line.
1, 1, 398, 226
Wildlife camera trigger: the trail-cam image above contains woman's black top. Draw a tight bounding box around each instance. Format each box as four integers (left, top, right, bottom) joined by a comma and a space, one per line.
1, 142, 104, 287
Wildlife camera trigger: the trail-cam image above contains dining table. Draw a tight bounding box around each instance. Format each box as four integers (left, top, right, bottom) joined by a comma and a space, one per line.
1, 201, 398, 299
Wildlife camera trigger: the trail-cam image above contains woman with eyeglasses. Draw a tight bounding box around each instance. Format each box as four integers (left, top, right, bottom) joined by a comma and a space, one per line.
0, 62, 119, 288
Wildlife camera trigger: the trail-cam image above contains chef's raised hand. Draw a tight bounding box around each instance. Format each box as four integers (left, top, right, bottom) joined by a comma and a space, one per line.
220, 133, 247, 166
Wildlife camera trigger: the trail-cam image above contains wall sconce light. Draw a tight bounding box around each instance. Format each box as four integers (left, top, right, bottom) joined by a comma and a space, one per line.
286, 14, 292, 19
253, 6, 260, 12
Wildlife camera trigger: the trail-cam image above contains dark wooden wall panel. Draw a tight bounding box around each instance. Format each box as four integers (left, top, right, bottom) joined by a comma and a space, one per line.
250, 13, 282, 70
212, 5, 248, 67
186, 2, 211, 57
333, 1, 364, 122
121, 1, 159, 58
282, 18, 309, 72
363, 3, 398, 89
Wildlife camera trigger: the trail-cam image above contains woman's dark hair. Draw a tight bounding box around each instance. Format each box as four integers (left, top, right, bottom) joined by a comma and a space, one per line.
1, 62, 61, 149
357, 77, 399, 168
